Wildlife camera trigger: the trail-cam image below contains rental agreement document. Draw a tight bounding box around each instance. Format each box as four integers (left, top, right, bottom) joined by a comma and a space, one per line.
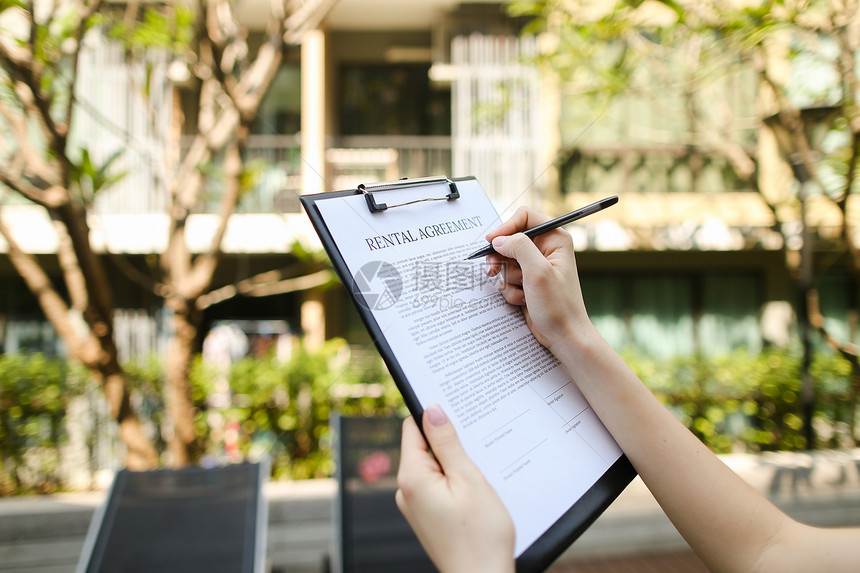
302, 177, 632, 568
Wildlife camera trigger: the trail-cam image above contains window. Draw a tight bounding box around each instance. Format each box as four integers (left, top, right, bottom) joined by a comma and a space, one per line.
254, 64, 301, 135
699, 274, 762, 354
816, 273, 859, 347
339, 64, 450, 136
630, 276, 695, 357
581, 272, 761, 358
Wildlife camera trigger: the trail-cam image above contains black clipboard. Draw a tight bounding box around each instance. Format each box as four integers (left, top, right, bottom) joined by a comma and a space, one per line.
301, 176, 637, 572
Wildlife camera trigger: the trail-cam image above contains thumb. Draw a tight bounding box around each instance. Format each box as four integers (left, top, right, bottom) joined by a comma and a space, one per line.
422, 404, 473, 475
492, 233, 550, 273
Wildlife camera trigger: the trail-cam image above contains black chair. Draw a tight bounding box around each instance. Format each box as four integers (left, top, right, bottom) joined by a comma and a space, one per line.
76, 462, 268, 573
332, 414, 435, 573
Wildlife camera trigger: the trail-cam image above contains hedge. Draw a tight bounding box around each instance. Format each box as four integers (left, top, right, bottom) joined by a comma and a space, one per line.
1, 344, 858, 494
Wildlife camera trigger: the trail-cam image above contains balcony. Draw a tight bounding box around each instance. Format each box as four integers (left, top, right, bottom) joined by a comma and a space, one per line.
327, 135, 452, 194
562, 144, 755, 196
192, 134, 452, 215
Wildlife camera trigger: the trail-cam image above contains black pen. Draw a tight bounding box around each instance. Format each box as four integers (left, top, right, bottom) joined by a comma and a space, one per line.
464, 195, 619, 260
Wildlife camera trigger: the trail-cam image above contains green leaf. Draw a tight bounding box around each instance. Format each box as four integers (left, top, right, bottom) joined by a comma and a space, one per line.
0, 0, 25, 13
109, 4, 195, 55
69, 147, 127, 204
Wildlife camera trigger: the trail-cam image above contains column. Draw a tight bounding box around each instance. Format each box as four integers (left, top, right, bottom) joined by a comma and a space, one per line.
301, 29, 326, 195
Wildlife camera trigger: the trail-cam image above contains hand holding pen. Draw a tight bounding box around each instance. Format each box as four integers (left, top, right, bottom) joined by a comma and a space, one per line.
465, 196, 619, 260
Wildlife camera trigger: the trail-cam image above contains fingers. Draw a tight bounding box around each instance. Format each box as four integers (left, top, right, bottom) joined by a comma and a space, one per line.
484, 208, 573, 284
396, 416, 441, 520
489, 233, 567, 307
486, 206, 552, 241
486, 257, 522, 283
397, 416, 439, 488
498, 261, 525, 305
486, 253, 504, 278
396, 405, 481, 523
397, 405, 475, 495
492, 233, 552, 278
500, 261, 523, 285
420, 404, 476, 480
395, 406, 517, 573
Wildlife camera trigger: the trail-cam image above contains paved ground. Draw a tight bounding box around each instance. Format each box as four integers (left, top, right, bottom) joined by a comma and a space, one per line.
549, 550, 708, 572
3, 448, 860, 572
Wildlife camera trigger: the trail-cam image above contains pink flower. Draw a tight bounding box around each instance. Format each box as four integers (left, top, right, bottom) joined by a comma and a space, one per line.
357, 450, 392, 483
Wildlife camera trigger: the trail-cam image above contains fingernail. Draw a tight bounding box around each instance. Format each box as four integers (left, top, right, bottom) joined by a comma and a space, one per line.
426, 403, 449, 427
492, 235, 507, 248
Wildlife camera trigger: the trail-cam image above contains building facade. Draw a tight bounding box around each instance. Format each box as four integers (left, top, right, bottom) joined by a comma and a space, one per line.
0, 0, 854, 362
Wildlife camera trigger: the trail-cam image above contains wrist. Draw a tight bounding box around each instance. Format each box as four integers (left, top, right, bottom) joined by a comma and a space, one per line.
548, 317, 604, 373
547, 314, 596, 359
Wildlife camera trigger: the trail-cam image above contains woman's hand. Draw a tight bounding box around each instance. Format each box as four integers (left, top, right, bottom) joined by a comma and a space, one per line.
485, 206, 592, 353
396, 404, 515, 573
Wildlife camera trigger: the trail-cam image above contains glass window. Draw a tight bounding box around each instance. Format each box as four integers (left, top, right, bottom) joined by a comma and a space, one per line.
581, 276, 628, 350
576, 272, 762, 358
698, 274, 761, 353
254, 64, 301, 135
4, 320, 62, 355
339, 64, 450, 136
631, 276, 695, 358
817, 274, 858, 347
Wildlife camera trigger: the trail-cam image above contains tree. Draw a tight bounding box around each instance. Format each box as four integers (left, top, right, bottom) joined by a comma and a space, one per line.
0, 0, 335, 468
0, 0, 158, 469
112, 0, 336, 465
511, 0, 860, 445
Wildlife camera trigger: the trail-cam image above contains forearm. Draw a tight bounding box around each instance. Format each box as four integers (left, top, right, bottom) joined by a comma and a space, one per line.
551, 325, 792, 572
487, 215, 860, 571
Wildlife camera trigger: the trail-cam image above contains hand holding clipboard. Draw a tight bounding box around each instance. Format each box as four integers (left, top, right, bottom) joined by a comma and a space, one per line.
300, 177, 634, 572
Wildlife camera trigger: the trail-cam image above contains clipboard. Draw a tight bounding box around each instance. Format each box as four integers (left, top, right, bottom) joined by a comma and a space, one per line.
301, 176, 636, 572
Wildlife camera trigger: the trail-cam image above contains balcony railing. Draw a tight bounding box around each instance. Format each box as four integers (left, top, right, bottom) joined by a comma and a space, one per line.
561, 144, 755, 195
184, 134, 304, 215
332, 135, 452, 183
187, 134, 452, 214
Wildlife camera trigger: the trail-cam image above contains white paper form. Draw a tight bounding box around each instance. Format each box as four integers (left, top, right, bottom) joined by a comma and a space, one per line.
315, 179, 623, 556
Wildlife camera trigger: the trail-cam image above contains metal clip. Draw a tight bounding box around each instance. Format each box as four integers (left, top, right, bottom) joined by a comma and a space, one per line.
357, 176, 460, 213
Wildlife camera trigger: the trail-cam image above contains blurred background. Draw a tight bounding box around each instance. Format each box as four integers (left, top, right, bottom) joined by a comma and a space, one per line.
2, 0, 860, 571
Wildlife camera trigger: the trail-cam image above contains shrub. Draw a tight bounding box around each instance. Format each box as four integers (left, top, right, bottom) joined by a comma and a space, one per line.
2, 344, 858, 495
624, 348, 858, 452
0, 354, 84, 494
198, 339, 406, 479
125, 338, 406, 479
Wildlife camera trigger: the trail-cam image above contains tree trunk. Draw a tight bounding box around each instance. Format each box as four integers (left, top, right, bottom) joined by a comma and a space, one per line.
102, 368, 159, 470
0, 213, 159, 469
164, 297, 203, 466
